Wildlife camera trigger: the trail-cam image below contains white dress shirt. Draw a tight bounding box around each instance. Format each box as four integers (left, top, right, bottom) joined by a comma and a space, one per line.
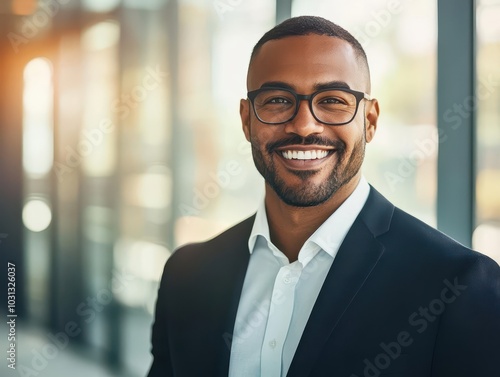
228, 177, 371, 377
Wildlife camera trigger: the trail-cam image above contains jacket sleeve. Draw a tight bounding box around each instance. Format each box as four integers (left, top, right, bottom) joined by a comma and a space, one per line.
431, 254, 500, 376
147, 260, 174, 377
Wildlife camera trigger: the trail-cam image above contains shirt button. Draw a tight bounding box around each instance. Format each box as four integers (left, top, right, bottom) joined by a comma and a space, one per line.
283, 274, 291, 283
269, 339, 277, 349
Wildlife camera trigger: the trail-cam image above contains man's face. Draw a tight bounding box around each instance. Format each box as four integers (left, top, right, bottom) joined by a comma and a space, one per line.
241, 34, 379, 207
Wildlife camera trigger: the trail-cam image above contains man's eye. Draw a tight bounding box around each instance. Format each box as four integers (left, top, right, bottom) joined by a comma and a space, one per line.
268, 97, 291, 104
320, 97, 344, 105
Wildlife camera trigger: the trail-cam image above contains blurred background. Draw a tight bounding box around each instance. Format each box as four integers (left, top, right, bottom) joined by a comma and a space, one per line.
0, 0, 498, 376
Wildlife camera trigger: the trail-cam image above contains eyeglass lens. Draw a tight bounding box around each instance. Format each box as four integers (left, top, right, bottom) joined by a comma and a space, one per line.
253, 89, 359, 124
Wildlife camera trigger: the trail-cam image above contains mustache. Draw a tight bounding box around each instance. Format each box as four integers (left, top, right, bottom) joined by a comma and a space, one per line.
266, 134, 346, 154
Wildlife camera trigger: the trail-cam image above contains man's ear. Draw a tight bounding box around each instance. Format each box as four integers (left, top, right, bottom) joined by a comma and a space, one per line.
240, 98, 251, 141
365, 99, 380, 143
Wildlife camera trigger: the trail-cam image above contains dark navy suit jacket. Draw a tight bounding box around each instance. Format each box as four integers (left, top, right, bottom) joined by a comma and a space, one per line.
147, 187, 500, 377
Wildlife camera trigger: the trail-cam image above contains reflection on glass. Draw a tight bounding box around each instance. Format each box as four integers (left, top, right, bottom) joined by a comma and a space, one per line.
82, 0, 121, 13
113, 238, 170, 311
11, 0, 37, 15
82, 20, 120, 51
81, 21, 120, 177
22, 199, 52, 232
123, 172, 172, 209
23, 58, 54, 178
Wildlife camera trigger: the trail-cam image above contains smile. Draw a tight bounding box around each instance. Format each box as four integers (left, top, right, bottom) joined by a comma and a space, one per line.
274, 146, 336, 171
281, 150, 330, 160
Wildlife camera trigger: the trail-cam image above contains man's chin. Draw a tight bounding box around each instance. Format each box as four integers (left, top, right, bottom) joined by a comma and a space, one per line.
271, 181, 338, 208
275, 193, 332, 208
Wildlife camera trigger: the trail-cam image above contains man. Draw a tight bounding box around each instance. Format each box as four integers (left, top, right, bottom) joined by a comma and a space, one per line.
148, 16, 500, 377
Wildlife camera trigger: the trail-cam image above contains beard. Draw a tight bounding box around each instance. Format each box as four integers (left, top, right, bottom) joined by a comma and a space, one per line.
251, 132, 365, 207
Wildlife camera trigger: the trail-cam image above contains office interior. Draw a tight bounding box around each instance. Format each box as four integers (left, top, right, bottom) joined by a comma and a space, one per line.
0, 0, 499, 376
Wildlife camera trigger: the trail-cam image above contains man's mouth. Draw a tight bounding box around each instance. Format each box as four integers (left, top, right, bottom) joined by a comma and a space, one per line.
274, 146, 335, 171
280, 149, 330, 160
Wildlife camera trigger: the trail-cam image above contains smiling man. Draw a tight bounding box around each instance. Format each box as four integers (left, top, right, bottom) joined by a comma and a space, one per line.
148, 16, 500, 377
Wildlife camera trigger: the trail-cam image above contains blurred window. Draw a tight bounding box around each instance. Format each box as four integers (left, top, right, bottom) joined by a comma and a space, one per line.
22, 57, 54, 324
172, 0, 275, 246
23, 58, 54, 177
474, 0, 500, 264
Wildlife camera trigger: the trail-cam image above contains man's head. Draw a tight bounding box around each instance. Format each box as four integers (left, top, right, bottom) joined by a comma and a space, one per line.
241, 16, 380, 208
249, 16, 371, 93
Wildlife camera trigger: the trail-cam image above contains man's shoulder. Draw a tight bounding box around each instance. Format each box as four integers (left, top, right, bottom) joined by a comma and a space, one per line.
156, 216, 254, 289
366, 186, 498, 270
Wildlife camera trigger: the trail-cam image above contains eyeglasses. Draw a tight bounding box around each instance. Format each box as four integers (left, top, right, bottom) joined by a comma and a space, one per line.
247, 87, 371, 126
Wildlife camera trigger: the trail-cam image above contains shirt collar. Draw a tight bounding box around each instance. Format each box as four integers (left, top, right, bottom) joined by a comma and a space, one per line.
248, 176, 371, 262
248, 198, 272, 254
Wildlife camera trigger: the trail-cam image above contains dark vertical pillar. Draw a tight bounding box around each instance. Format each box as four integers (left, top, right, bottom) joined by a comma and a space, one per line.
276, 0, 292, 24
168, 0, 180, 251
437, 0, 476, 247
0, 41, 25, 318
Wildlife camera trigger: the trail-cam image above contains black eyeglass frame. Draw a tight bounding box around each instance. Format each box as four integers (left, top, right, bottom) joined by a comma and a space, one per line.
247, 86, 372, 126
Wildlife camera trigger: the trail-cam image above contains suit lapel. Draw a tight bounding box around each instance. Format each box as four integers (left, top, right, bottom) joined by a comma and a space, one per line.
213, 215, 254, 376
287, 187, 394, 377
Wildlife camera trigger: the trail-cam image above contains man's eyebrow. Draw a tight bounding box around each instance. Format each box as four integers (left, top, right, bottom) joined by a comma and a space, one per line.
314, 81, 351, 91
260, 81, 295, 90
259, 81, 352, 91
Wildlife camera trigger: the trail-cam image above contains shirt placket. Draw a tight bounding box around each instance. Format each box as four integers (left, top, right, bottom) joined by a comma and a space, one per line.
260, 262, 302, 377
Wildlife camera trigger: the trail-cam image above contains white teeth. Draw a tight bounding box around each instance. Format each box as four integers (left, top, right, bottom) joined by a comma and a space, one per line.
281, 150, 330, 160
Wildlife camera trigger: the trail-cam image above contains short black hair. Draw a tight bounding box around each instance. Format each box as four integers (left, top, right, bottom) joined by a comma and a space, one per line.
249, 16, 370, 89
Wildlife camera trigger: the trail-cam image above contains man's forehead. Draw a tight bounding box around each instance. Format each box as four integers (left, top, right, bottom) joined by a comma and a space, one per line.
247, 34, 366, 92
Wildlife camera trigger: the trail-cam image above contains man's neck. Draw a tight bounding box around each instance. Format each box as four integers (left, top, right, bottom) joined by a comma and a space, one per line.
264, 175, 361, 262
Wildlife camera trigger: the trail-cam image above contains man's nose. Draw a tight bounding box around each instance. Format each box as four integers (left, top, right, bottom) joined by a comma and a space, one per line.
284, 99, 324, 137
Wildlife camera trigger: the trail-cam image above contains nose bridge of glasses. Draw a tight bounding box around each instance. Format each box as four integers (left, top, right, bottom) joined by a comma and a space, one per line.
295, 93, 316, 118
289, 93, 323, 129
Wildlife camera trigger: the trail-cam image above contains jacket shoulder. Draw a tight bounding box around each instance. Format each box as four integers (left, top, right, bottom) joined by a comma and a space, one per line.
386, 203, 499, 276
162, 214, 255, 276
365, 186, 498, 272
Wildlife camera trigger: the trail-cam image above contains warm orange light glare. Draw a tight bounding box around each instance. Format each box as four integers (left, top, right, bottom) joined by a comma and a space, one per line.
11, 0, 38, 15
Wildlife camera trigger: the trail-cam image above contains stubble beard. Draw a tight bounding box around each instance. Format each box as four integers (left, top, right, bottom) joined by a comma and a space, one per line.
251, 134, 366, 207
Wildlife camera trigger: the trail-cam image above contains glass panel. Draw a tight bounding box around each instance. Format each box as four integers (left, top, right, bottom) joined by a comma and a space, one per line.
23, 58, 54, 178
76, 20, 121, 356
111, 6, 172, 375
292, 0, 438, 226
173, 0, 275, 246
82, 0, 121, 13
22, 57, 54, 324
474, 0, 500, 264
81, 21, 120, 177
